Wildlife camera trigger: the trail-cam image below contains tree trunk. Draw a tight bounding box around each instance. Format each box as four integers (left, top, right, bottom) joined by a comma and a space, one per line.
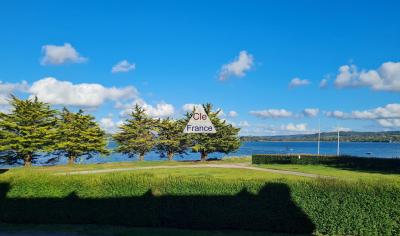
200, 152, 208, 162
24, 154, 32, 167
167, 152, 174, 161
139, 153, 145, 161
68, 155, 76, 165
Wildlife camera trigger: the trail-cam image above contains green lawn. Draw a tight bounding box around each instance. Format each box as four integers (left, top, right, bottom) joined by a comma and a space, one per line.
1, 157, 399, 235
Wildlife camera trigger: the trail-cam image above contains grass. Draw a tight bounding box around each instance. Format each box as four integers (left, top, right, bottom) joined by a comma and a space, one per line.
5, 156, 251, 174
1, 156, 400, 235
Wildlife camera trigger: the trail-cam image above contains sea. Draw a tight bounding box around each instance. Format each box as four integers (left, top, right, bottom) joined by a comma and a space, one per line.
24, 141, 400, 166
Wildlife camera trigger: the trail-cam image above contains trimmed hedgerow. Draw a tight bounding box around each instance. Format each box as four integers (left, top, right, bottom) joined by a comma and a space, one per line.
252, 154, 400, 173
0, 172, 399, 235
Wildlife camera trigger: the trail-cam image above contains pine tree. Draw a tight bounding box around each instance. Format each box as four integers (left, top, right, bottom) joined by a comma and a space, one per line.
113, 104, 158, 161
155, 118, 190, 161
0, 95, 57, 166
54, 108, 110, 164
189, 104, 241, 161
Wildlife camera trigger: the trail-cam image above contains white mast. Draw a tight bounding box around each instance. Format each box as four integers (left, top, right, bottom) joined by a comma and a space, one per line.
337, 125, 340, 156
317, 119, 320, 156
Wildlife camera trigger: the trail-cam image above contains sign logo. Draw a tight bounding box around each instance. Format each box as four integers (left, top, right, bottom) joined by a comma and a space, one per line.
184, 105, 216, 133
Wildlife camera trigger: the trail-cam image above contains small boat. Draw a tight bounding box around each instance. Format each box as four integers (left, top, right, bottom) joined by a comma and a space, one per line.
365, 152, 372, 155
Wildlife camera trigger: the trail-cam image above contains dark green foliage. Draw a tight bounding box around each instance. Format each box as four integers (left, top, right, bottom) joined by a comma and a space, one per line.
0, 174, 399, 235
252, 154, 400, 173
189, 104, 241, 161
155, 118, 190, 160
113, 104, 158, 161
241, 131, 400, 142
0, 96, 57, 166
53, 108, 109, 164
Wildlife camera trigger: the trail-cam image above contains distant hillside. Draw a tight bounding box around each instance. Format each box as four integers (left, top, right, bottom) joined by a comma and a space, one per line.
240, 131, 400, 142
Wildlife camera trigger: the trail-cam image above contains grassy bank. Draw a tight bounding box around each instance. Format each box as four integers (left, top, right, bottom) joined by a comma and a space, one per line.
0, 158, 399, 235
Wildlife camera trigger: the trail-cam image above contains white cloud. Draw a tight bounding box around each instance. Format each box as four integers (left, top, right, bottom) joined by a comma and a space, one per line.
219, 51, 254, 81
29, 77, 138, 107
182, 103, 199, 113
334, 62, 400, 91
376, 119, 400, 128
281, 123, 307, 132
303, 108, 319, 117
325, 110, 346, 119
228, 110, 238, 117
319, 78, 328, 89
0, 81, 29, 105
240, 123, 312, 136
41, 43, 87, 65
325, 104, 400, 128
249, 109, 292, 119
112, 60, 136, 73
119, 99, 174, 118
325, 104, 400, 120
289, 77, 310, 88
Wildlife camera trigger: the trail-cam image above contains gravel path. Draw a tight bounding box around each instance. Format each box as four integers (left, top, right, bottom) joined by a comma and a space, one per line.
55, 163, 330, 178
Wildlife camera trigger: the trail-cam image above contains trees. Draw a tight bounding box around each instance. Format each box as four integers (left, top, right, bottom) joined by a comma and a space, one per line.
155, 118, 190, 161
54, 108, 109, 164
0, 96, 57, 166
113, 104, 158, 161
189, 104, 241, 161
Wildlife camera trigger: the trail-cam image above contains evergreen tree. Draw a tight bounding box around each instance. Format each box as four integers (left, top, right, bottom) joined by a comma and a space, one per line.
155, 118, 190, 161
189, 104, 241, 161
0, 95, 57, 166
113, 104, 158, 161
54, 108, 110, 164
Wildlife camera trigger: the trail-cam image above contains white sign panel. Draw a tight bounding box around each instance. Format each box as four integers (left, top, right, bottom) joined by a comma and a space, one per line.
183, 105, 216, 133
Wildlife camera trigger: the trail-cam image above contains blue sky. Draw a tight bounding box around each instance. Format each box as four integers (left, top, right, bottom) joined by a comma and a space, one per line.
0, 0, 399, 135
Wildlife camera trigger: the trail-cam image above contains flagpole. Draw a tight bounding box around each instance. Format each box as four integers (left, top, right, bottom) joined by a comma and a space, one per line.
337, 124, 340, 156
317, 119, 320, 156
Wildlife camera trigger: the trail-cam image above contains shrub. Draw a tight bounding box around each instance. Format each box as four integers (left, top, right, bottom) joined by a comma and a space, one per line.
252, 154, 400, 173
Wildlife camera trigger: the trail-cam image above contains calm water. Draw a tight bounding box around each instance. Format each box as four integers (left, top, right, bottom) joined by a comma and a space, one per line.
29, 141, 400, 166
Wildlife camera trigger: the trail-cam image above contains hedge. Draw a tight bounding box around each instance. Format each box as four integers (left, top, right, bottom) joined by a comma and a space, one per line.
0, 172, 399, 235
252, 154, 400, 173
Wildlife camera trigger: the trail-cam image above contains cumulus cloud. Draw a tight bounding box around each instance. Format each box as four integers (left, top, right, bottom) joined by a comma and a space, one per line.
240, 123, 312, 136
99, 115, 124, 133
29, 77, 138, 107
281, 123, 307, 132
219, 51, 254, 81
112, 60, 136, 73
182, 103, 199, 113
119, 99, 174, 118
334, 62, 400, 91
249, 109, 292, 119
289, 77, 310, 88
0, 81, 29, 105
41, 43, 87, 65
228, 110, 238, 117
325, 103, 400, 128
325, 104, 400, 120
303, 108, 319, 117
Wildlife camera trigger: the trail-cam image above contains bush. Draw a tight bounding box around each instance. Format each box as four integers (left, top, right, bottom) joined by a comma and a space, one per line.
252, 154, 400, 173
0, 172, 399, 235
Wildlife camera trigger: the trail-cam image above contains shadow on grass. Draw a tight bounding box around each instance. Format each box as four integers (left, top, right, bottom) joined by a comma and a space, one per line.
0, 169, 8, 174
0, 183, 314, 234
